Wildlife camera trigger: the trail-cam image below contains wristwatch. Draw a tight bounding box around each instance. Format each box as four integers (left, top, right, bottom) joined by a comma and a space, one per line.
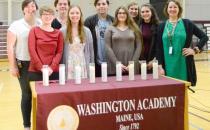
193, 47, 200, 54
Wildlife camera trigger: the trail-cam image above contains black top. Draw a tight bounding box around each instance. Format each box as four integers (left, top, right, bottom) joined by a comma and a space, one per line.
156, 19, 209, 86
51, 18, 62, 29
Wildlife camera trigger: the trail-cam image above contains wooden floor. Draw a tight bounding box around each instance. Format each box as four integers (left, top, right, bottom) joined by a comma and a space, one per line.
0, 53, 210, 130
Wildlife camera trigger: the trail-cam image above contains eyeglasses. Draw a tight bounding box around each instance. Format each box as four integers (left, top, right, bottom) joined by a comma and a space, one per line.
41, 13, 53, 16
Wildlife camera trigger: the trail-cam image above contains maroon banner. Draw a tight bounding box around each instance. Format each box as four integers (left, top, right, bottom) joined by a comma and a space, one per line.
34, 75, 186, 130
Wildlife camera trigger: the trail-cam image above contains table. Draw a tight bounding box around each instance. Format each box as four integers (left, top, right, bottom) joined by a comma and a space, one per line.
31, 75, 190, 130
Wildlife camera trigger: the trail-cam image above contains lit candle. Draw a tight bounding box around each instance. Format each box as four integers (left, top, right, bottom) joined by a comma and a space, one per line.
129, 61, 135, 80
89, 63, 95, 83
101, 62, 107, 82
141, 61, 147, 80
153, 60, 159, 79
116, 61, 122, 81
42, 65, 49, 86
59, 64, 65, 85
75, 65, 81, 84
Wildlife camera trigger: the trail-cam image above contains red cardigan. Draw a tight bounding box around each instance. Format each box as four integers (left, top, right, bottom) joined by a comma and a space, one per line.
28, 27, 63, 72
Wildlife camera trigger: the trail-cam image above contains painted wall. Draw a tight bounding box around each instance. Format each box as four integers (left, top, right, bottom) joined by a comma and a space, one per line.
0, 0, 210, 24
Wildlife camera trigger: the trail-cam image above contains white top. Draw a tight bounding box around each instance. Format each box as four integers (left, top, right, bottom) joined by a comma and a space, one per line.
8, 18, 41, 61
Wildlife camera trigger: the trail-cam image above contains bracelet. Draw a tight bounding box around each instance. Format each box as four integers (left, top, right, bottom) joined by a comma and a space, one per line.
193, 47, 200, 54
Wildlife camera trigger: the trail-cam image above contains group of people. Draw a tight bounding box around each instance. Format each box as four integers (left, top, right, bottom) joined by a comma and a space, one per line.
7, 0, 208, 130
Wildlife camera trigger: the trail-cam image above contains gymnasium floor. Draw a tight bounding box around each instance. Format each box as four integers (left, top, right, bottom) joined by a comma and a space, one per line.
0, 53, 210, 130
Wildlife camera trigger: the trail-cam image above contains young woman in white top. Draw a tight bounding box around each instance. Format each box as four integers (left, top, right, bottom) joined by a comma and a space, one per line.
7, 1, 40, 130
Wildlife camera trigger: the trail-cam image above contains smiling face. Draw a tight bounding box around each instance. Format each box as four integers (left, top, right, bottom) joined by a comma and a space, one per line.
95, 0, 109, 16
56, 0, 69, 14
128, 4, 139, 18
68, 7, 81, 24
140, 6, 152, 23
23, 1, 37, 16
167, 1, 179, 19
117, 8, 127, 23
41, 11, 54, 25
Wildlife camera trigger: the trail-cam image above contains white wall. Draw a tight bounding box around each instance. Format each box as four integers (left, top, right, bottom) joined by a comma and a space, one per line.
185, 0, 210, 20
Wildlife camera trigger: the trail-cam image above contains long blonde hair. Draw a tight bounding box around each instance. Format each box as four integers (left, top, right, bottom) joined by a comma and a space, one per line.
65, 5, 85, 43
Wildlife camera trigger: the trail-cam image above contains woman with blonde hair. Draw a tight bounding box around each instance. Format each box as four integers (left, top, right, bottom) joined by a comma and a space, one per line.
105, 6, 142, 75
62, 5, 94, 79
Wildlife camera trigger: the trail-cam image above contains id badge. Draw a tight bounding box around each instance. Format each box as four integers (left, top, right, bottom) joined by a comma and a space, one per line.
169, 46, 173, 54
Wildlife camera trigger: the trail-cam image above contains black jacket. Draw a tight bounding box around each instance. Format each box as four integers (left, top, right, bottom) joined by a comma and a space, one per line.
156, 19, 209, 86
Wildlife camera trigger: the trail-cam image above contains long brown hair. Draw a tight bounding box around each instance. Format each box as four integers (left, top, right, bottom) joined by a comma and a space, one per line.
140, 3, 159, 25
113, 6, 142, 40
66, 5, 85, 43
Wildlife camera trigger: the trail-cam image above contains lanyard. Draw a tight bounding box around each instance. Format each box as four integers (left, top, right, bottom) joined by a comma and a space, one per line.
166, 20, 178, 47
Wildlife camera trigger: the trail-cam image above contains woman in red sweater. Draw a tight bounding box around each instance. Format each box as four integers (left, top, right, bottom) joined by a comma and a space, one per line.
28, 6, 64, 81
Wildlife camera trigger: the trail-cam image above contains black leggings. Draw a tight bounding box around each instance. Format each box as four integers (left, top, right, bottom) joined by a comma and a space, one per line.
17, 60, 31, 128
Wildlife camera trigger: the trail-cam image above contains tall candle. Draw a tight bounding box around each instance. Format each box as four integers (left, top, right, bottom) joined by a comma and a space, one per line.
153, 60, 159, 79
42, 65, 49, 86
129, 61, 135, 80
141, 61, 147, 80
101, 62, 107, 82
116, 61, 122, 81
75, 65, 81, 84
89, 63, 95, 83
59, 64, 65, 85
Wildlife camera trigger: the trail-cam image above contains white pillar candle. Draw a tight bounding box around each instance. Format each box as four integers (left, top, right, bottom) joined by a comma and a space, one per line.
101, 62, 107, 82
116, 61, 122, 81
129, 61, 135, 80
75, 65, 81, 84
141, 61, 147, 80
89, 63, 95, 83
59, 64, 65, 85
42, 65, 49, 86
153, 60, 159, 79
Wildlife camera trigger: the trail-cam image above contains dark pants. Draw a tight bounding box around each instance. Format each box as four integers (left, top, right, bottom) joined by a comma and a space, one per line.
28, 71, 59, 81
17, 60, 31, 128
95, 63, 101, 77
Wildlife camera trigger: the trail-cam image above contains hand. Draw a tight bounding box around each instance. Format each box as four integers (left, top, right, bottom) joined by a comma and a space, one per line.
48, 67, 53, 76
10, 68, 20, 78
182, 48, 195, 56
147, 61, 153, 70
158, 66, 165, 75
122, 64, 128, 72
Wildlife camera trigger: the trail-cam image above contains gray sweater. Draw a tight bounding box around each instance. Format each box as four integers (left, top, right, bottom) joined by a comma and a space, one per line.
61, 27, 94, 78
105, 26, 142, 74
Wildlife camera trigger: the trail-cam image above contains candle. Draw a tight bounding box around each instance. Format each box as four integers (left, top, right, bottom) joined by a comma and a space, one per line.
129, 61, 135, 80
101, 62, 107, 82
89, 63, 95, 83
116, 61, 122, 81
42, 65, 49, 86
59, 64, 65, 85
141, 61, 147, 80
75, 65, 81, 84
153, 60, 159, 79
